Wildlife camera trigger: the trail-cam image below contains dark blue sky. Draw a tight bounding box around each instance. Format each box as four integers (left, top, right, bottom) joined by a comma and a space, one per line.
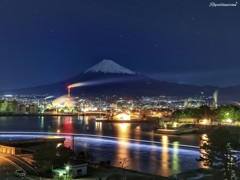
0, 0, 240, 90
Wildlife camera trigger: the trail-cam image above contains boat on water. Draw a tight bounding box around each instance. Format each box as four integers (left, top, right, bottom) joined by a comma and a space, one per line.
95, 116, 108, 120
156, 124, 199, 135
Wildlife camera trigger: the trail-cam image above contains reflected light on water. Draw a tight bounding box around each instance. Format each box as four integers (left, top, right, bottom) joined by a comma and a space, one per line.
84, 117, 89, 125
40, 116, 44, 129
62, 116, 73, 134
172, 141, 180, 174
95, 122, 102, 135
119, 123, 128, 132
115, 123, 131, 169
161, 135, 170, 176
0, 114, 204, 176
56, 116, 61, 130
0, 132, 202, 176
199, 134, 208, 168
134, 125, 141, 140
162, 135, 168, 145
132, 125, 142, 171
57, 116, 61, 124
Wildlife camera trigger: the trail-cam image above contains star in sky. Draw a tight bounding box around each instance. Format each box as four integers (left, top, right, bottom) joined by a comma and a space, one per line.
0, 0, 239, 90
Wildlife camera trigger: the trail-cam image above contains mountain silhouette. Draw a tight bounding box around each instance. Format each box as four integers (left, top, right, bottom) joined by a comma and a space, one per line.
1, 59, 239, 104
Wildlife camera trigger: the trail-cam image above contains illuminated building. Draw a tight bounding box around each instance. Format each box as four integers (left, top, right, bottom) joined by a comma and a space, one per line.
113, 113, 131, 120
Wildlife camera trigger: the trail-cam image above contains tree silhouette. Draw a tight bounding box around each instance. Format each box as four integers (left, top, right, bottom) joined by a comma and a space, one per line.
197, 127, 240, 179
118, 158, 129, 180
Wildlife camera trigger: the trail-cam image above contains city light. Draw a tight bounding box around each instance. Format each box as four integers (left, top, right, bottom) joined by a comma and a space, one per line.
199, 119, 210, 125
65, 165, 70, 171
172, 122, 178, 128
115, 113, 131, 120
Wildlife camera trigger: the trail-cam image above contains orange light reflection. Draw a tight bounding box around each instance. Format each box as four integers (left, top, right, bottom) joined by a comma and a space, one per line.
114, 123, 131, 169
160, 135, 170, 176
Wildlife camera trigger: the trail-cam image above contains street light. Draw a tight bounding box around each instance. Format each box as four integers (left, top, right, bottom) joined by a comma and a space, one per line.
65, 165, 71, 179
66, 165, 70, 171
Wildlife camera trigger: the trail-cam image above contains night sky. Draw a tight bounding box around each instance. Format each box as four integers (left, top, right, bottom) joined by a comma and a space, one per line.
0, 0, 239, 90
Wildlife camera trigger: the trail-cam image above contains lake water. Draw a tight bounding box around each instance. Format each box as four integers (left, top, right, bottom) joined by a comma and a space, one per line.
0, 115, 204, 177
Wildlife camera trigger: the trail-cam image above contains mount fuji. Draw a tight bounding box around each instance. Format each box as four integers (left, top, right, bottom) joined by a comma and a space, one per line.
85, 59, 136, 74
1, 59, 239, 103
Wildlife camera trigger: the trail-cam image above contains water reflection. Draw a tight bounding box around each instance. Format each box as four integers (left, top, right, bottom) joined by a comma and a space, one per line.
40, 116, 44, 129
95, 122, 102, 135
62, 116, 73, 133
199, 134, 208, 168
84, 116, 89, 125
132, 125, 141, 171
76, 116, 90, 131
55, 116, 61, 133
0, 116, 202, 176
172, 141, 180, 174
114, 123, 131, 168
160, 135, 170, 176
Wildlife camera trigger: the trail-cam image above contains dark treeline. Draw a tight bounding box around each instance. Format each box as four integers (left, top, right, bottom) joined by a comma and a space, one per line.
172, 105, 240, 122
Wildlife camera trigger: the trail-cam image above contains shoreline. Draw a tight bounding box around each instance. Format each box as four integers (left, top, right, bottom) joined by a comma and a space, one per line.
0, 113, 159, 123
95, 119, 157, 123
0, 113, 80, 116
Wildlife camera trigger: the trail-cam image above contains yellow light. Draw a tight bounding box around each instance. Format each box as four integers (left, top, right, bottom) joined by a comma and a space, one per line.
120, 123, 128, 131
172, 122, 178, 128
162, 135, 168, 144
82, 108, 89, 112
199, 119, 210, 125
135, 126, 140, 130
56, 143, 62, 148
116, 113, 130, 120
201, 134, 208, 141
65, 165, 70, 171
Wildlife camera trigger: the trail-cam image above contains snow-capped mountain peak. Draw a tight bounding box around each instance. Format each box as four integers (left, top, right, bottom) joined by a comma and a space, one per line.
84, 59, 136, 74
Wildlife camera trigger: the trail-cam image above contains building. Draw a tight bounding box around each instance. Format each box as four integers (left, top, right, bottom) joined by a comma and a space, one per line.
29, 104, 38, 113
19, 104, 27, 114
53, 162, 88, 179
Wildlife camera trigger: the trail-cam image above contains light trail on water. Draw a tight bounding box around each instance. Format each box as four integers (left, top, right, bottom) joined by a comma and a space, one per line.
0, 131, 200, 150
0, 131, 202, 176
